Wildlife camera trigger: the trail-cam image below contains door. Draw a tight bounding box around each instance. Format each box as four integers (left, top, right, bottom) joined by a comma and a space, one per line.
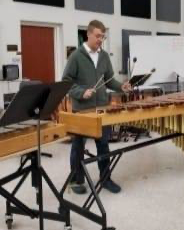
21, 25, 55, 83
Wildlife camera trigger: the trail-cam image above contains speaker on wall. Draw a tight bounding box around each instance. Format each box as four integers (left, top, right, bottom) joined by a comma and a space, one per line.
13, 0, 65, 7
121, 0, 151, 19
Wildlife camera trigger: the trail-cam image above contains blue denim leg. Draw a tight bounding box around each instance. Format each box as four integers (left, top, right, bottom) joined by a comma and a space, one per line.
70, 135, 86, 184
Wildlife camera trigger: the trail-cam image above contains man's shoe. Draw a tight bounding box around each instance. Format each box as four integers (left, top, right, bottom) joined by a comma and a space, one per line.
102, 179, 121, 193
71, 183, 87, 194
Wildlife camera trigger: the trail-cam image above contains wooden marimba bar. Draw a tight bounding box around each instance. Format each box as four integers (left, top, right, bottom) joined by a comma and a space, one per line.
126, 92, 184, 151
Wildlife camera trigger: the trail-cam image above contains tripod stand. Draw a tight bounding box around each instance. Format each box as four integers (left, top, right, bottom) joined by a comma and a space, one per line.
0, 81, 72, 230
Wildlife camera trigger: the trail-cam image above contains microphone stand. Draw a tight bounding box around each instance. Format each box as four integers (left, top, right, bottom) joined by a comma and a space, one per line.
127, 58, 131, 80
176, 74, 180, 92
130, 57, 137, 79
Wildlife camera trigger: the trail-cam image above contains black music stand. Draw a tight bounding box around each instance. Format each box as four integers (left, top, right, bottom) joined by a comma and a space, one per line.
0, 81, 72, 230
0, 84, 49, 127
19, 80, 53, 158
129, 73, 151, 87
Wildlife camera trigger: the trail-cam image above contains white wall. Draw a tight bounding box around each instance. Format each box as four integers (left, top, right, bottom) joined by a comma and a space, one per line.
129, 36, 184, 84
0, 0, 182, 82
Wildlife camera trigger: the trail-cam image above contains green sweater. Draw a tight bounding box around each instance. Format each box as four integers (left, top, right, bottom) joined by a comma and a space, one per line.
62, 45, 122, 111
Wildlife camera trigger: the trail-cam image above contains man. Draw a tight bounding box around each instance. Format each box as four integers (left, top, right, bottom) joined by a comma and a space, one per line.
62, 20, 131, 194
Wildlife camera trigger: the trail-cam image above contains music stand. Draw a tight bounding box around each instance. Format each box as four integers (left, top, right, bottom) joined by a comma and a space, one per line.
0, 81, 72, 230
129, 73, 151, 87
36, 81, 73, 168
41, 81, 74, 158
40, 81, 72, 120
0, 84, 49, 127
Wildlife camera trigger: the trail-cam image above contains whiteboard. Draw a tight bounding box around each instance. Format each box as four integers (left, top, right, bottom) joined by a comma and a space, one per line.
129, 36, 184, 85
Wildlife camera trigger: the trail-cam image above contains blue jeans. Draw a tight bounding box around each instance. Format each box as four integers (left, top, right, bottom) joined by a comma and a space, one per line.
70, 126, 111, 184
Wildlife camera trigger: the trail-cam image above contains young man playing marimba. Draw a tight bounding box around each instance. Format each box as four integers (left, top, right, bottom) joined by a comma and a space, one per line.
62, 20, 131, 194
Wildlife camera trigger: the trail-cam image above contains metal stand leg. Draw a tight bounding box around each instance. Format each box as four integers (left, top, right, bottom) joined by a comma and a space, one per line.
5, 201, 13, 230
37, 169, 44, 230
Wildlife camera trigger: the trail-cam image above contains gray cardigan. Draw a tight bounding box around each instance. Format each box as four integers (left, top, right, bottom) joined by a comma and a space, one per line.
62, 45, 122, 111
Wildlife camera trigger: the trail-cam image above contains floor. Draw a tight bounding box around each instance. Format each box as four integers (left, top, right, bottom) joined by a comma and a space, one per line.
0, 132, 184, 230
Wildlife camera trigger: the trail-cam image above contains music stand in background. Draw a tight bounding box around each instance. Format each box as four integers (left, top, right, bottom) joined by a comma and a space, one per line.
129, 73, 151, 87
0, 81, 73, 230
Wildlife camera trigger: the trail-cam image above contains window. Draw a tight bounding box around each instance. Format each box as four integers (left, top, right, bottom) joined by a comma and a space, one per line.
121, 0, 151, 19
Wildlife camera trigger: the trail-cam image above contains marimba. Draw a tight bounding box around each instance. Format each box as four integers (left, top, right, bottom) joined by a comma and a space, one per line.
58, 92, 184, 230
0, 121, 66, 158
59, 92, 184, 139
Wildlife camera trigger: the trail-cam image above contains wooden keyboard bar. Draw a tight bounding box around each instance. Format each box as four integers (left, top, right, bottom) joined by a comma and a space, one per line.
100, 104, 184, 126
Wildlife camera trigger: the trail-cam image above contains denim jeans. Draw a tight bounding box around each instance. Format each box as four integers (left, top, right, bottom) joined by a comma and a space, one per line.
70, 126, 111, 184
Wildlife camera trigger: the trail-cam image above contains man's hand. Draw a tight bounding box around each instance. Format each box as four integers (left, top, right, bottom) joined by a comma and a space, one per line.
83, 88, 95, 99
121, 81, 132, 92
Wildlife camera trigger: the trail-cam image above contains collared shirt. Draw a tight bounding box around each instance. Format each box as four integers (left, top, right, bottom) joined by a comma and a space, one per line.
83, 43, 100, 68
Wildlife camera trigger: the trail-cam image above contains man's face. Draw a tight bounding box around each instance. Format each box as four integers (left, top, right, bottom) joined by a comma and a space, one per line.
87, 28, 106, 51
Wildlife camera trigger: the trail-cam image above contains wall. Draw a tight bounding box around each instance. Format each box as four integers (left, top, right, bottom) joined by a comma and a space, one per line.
129, 36, 184, 84
0, 0, 183, 83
